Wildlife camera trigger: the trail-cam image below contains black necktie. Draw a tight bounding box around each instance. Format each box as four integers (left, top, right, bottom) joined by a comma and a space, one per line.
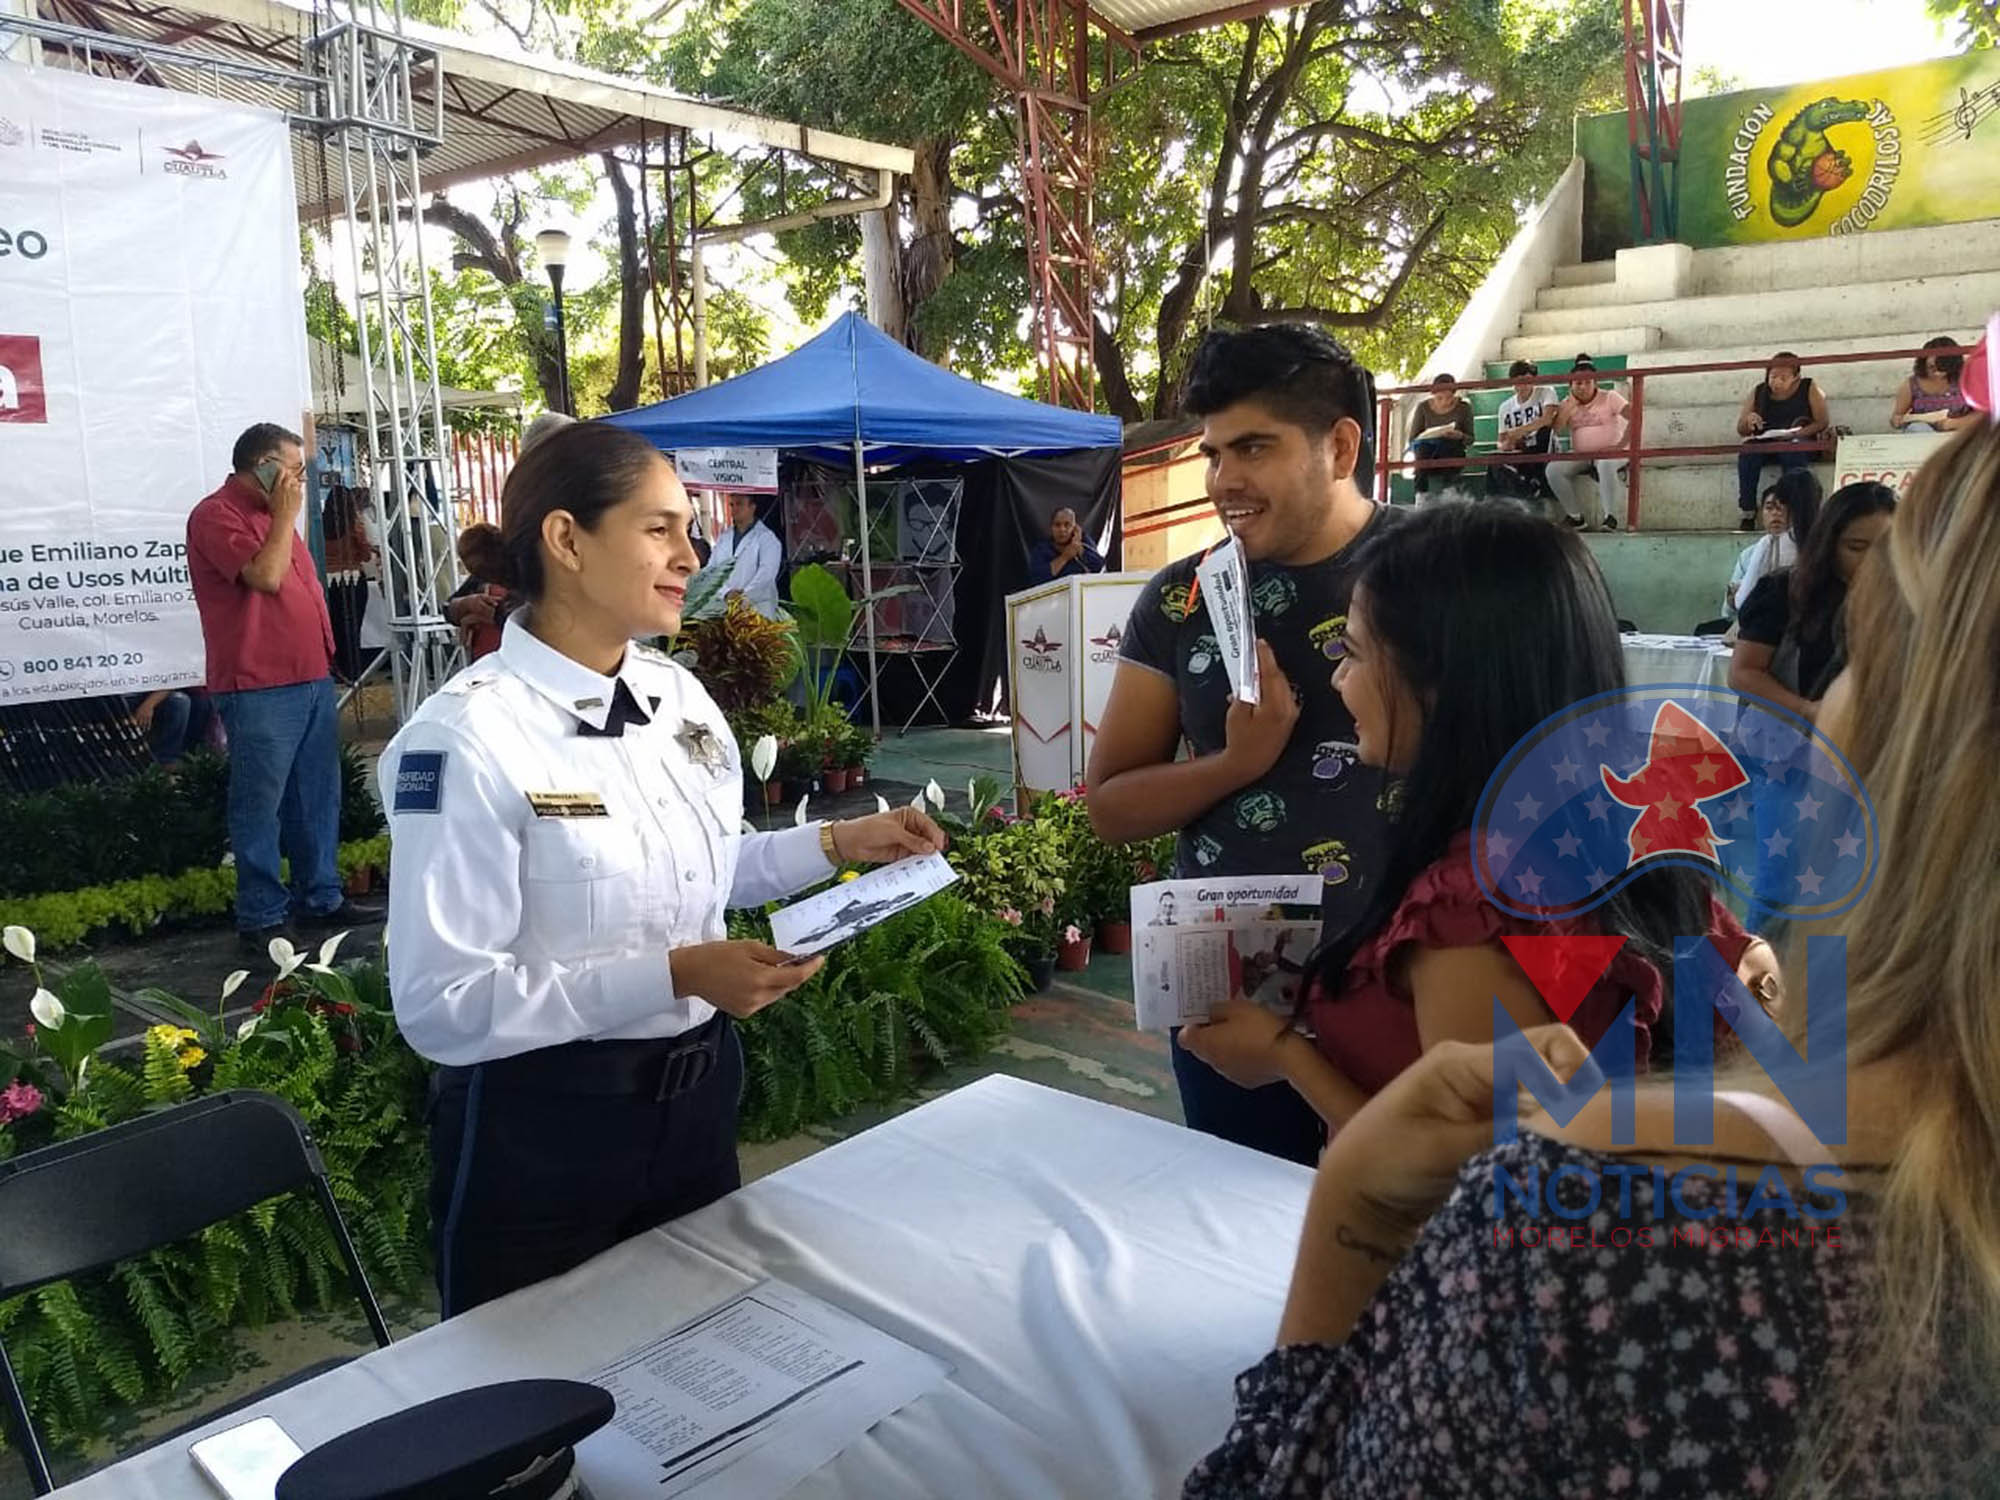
576, 680, 658, 738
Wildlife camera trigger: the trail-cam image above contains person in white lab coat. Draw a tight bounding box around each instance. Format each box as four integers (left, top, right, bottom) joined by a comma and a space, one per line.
379, 422, 945, 1317
691, 492, 784, 618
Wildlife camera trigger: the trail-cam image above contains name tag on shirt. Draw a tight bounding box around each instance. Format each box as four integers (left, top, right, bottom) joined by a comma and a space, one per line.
526, 791, 611, 819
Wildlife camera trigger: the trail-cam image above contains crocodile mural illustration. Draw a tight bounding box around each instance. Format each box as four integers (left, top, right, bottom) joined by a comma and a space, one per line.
1766, 96, 1872, 227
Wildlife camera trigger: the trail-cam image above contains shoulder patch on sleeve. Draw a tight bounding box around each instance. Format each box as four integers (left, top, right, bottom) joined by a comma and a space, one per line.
393, 750, 447, 814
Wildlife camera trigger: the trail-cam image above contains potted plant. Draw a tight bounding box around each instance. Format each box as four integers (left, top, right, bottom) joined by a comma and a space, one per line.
946, 811, 1066, 991
776, 739, 820, 802
1056, 922, 1092, 971
837, 721, 872, 788
801, 705, 851, 795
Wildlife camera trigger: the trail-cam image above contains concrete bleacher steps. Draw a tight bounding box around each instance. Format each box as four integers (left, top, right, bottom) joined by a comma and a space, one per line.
1497, 218, 2000, 530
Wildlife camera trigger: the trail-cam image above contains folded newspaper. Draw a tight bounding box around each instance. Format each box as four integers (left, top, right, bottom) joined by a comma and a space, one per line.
1129, 874, 1323, 1031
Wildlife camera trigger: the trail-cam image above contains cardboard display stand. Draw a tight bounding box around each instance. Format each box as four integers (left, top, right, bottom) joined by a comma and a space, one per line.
1006, 572, 1149, 794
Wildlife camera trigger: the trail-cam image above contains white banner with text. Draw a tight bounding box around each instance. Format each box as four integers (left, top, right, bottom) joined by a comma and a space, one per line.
0, 63, 308, 703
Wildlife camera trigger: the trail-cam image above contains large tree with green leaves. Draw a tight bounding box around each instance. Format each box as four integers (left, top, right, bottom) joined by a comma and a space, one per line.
667, 0, 1622, 417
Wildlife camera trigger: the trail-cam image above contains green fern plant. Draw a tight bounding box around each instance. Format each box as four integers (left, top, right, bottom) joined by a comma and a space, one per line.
0, 954, 433, 1456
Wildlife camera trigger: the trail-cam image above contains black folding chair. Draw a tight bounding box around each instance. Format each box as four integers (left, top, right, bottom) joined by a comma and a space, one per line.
0, 1090, 393, 1494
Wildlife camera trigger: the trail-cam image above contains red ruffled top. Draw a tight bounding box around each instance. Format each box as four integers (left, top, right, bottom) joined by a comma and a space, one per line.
1304, 831, 1751, 1098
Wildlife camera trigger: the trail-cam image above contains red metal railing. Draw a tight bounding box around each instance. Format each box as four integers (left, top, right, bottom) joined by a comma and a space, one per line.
451, 430, 519, 528
1118, 340, 1975, 540
1374, 341, 1977, 530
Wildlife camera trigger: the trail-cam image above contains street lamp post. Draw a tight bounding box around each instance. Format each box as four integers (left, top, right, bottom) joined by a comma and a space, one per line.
535, 227, 574, 416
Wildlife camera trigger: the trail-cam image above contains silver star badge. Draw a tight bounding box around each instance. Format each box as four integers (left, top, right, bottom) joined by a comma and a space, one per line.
676, 720, 725, 771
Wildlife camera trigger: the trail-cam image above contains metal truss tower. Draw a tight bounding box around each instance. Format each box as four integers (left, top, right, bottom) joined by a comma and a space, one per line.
308, 0, 458, 719
891, 0, 1134, 410
1623, 0, 1686, 245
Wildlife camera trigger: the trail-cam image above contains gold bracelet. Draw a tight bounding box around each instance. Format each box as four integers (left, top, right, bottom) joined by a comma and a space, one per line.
820, 821, 841, 866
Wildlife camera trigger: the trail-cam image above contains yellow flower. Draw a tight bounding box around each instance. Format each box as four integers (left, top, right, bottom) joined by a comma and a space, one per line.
177, 1045, 207, 1071
839, 869, 860, 882
148, 1024, 199, 1048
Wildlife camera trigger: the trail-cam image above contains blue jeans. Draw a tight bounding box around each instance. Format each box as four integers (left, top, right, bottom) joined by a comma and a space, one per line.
1170, 1030, 1325, 1166
213, 678, 343, 931
146, 690, 214, 765
1737, 443, 1815, 510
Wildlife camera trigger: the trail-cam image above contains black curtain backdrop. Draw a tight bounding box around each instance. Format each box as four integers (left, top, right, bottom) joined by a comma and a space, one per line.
779, 449, 1121, 729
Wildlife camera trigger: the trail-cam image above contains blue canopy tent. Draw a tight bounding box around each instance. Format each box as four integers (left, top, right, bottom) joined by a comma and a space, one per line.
606, 312, 1123, 733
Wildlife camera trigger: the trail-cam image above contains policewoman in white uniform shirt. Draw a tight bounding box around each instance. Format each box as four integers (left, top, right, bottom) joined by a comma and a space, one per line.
381, 422, 945, 1318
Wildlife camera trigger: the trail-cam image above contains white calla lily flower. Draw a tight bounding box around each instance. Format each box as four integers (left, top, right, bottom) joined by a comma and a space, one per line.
925, 779, 945, 809
237, 1015, 262, 1041
317, 931, 349, 967
750, 734, 779, 784
29, 988, 64, 1029
221, 969, 250, 1001
794, 794, 810, 827
3, 925, 35, 964
875, 794, 890, 815
268, 936, 303, 979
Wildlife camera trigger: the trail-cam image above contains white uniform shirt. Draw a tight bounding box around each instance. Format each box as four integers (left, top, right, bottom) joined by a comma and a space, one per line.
378, 619, 834, 1067
692, 519, 783, 618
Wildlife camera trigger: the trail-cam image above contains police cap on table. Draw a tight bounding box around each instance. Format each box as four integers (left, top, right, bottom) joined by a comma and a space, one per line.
274, 1379, 614, 1500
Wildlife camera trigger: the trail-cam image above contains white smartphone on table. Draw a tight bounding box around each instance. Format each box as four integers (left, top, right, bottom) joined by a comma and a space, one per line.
190, 1417, 304, 1500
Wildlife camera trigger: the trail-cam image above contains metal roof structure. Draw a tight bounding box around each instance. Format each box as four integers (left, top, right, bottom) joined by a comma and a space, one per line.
18, 0, 913, 213
1088, 0, 1295, 44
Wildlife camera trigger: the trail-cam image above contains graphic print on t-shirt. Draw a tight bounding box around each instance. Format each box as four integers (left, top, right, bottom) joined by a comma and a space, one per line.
1114, 512, 1399, 928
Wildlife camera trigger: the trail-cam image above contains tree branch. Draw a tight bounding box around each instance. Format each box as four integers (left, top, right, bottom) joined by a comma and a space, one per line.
1253, 209, 1452, 328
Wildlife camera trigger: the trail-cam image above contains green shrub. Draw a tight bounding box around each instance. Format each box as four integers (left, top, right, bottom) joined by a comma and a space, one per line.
0, 951, 429, 1453
729, 891, 1024, 1140
0, 745, 383, 900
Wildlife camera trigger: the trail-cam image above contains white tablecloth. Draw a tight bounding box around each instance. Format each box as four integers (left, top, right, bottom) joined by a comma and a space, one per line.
1621, 633, 1733, 691
52, 1077, 1310, 1500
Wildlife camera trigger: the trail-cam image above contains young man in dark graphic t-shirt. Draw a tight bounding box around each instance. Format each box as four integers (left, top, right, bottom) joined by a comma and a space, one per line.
1087, 326, 1398, 1166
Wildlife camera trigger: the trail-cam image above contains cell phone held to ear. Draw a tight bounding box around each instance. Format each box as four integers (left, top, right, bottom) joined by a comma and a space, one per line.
253, 460, 283, 496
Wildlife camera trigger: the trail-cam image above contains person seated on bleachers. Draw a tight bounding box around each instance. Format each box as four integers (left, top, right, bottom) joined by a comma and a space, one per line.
1889, 335, 1979, 434
1484, 359, 1558, 508
1726, 468, 1820, 620
1730, 478, 1894, 719
1548, 355, 1627, 531
1404, 374, 1473, 499
1735, 351, 1830, 531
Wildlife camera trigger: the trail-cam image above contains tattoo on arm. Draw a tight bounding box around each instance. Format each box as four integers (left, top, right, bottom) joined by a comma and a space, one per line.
1334, 1222, 1401, 1267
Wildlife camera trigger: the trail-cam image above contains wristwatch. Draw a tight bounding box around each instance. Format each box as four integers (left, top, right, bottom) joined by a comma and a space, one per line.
819, 821, 841, 866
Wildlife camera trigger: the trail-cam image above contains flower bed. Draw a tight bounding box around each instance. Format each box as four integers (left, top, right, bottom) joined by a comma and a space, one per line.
0, 879, 1032, 1453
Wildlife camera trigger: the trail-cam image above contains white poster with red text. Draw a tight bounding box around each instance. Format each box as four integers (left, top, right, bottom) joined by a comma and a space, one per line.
0, 63, 308, 703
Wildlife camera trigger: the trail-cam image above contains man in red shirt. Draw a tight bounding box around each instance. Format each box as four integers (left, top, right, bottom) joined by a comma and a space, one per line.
188, 423, 368, 953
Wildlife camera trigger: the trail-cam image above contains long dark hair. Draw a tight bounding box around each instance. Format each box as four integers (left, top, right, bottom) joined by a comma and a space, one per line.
1771, 466, 1822, 550
1915, 333, 1964, 384
1305, 503, 1712, 1023
1788, 480, 1898, 643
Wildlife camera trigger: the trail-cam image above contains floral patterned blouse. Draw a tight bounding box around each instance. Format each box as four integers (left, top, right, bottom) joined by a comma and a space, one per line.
1182, 1133, 1971, 1498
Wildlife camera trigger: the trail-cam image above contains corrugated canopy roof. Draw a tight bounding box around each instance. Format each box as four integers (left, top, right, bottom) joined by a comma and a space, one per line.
1090, 0, 1297, 43
21, 0, 913, 213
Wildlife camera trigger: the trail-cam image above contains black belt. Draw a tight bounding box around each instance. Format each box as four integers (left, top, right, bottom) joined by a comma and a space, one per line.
446, 1012, 728, 1104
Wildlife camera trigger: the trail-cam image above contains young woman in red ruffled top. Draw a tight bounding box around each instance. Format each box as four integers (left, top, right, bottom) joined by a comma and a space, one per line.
1180, 503, 1775, 1134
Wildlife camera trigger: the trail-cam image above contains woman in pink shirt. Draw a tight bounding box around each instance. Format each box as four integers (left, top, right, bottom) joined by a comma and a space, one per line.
1179, 502, 1766, 1135
1548, 354, 1629, 531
